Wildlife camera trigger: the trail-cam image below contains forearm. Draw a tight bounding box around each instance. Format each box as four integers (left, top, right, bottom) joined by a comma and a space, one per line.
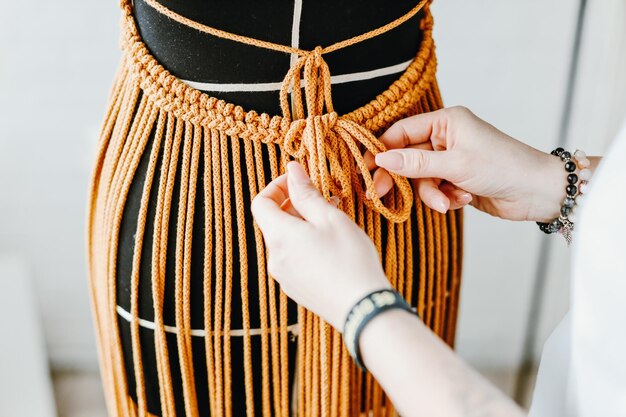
359, 309, 526, 417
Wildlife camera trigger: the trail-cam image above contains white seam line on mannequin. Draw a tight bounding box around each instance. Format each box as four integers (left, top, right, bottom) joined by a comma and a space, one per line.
181, 59, 412, 92
116, 305, 301, 337
290, 0, 304, 69
289, 0, 304, 112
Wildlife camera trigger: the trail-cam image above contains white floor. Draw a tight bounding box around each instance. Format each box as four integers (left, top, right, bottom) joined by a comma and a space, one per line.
52, 368, 537, 416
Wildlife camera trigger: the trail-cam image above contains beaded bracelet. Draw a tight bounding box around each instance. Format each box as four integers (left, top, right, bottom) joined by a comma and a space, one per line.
343, 288, 415, 371
536, 147, 592, 244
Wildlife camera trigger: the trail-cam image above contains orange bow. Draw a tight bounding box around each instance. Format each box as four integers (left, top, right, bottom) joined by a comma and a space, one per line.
279, 47, 413, 223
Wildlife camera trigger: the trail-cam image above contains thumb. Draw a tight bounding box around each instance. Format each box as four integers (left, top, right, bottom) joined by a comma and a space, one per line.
286, 161, 335, 224
375, 149, 456, 180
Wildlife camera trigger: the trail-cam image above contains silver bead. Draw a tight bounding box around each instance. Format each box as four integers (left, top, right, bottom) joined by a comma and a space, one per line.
568, 211, 577, 223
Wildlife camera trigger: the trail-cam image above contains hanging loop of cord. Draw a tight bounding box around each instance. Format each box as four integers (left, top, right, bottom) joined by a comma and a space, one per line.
280, 46, 414, 222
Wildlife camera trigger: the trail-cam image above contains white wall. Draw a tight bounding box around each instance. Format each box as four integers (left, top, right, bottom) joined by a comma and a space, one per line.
0, 255, 56, 417
432, 0, 578, 370
0, 0, 121, 369
0, 0, 622, 378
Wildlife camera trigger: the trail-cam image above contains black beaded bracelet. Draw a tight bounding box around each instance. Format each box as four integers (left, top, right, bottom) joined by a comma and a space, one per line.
536, 147, 591, 243
343, 288, 414, 371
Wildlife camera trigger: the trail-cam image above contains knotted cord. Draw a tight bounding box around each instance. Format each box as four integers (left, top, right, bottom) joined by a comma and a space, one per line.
278, 46, 413, 221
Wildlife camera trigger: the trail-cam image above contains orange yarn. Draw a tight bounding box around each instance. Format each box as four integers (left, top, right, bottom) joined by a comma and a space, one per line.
140, 0, 428, 57
86, 1, 464, 416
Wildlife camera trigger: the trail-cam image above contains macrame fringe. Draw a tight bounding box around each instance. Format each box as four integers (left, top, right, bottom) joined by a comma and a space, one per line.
86, 5, 463, 417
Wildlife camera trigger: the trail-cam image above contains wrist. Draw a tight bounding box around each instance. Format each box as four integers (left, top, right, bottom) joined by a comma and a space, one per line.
527, 151, 567, 222
336, 272, 391, 331
533, 148, 597, 243
359, 308, 424, 370
528, 151, 601, 223
342, 288, 413, 369
360, 308, 418, 346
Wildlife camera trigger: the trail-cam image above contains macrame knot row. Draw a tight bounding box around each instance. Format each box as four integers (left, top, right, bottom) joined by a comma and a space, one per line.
279, 47, 414, 223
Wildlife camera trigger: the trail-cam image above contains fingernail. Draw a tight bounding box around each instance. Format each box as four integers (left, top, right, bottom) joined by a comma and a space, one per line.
329, 196, 341, 207
436, 200, 449, 214
456, 192, 472, 204
287, 161, 310, 185
365, 190, 371, 200
375, 151, 403, 171
374, 182, 388, 199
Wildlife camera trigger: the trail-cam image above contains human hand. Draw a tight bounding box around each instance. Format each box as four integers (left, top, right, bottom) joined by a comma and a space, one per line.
367, 106, 565, 222
251, 162, 391, 331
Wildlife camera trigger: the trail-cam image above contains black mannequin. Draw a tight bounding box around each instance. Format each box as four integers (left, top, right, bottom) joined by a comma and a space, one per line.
117, 1, 425, 415
132, 0, 424, 115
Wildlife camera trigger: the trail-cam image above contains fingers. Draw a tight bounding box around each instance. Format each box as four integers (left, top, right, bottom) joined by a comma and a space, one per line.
370, 170, 472, 209
286, 161, 336, 224
414, 178, 450, 214
258, 173, 290, 206
254, 162, 342, 233
281, 195, 340, 216
412, 179, 472, 213
378, 109, 450, 151
279, 198, 303, 218
364, 149, 377, 171
369, 168, 394, 199
251, 174, 304, 240
364, 112, 441, 171
375, 148, 457, 180
439, 182, 472, 210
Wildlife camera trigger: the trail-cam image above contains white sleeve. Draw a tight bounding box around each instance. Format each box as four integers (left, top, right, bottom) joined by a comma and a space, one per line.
566, 122, 626, 416
528, 312, 572, 417
529, 122, 626, 417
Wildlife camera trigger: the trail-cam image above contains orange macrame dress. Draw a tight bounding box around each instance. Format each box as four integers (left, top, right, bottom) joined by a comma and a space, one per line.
86, 1, 463, 416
